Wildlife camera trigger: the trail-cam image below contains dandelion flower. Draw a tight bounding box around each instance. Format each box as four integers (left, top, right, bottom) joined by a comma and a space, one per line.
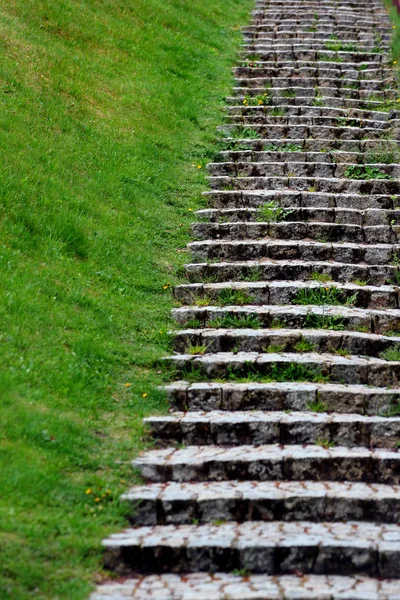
142, 392, 148, 398
125, 383, 131, 388
86, 488, 92, 495
197, 165, 202, 169
95, 497, 100, 502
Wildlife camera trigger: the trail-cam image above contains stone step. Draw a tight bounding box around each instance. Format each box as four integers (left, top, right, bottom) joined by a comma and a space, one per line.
218, 137, 398, 154
172, 326, 400, 356
90, 573, 400, 600
208, 162, 400, 180
123, 480, 400, 526
208, 175, 400, 194
197, 207, 400, 228
102, 520, 400, 577
146, 411, 400, 449
174, 280, 398, 310
163, 381, 400, 415
203, 189, 399, 210
218, 124, 394, 142
188, 239, 400, 266
250, 17, 390, 26
233, 60, 391, 72
165, 351, 400, 387
233, 78, 394, 93
227, 101, 396, 117
184, 259, 400, 286
241, 43, 389, 54
231, 87, 398, 100
133, 443, 400, 484
238, 51, 385, 63
191, 221, 399, 245
172, 304, 400, 334
217, 151, 399, 166
225, 106, 395, 122
230, 95, 397, 110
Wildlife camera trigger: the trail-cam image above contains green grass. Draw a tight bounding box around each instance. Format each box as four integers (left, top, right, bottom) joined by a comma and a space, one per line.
0, 0, 253, 598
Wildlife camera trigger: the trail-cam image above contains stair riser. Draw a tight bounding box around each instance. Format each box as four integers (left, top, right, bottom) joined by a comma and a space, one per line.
164, 384, 400, 415
128, 496, 400, 526
189, 242, 399, 266
137, 455, 400, 485
148, 419, 400, 449
191, 222, 398, 244
209, 164, 400, 179
173, 331, 400, 357
185, 263, 399, 287
204, 191, 398, 210
225, 109, 393, 122
217, 153, 398, 167
220, 123, 395, 140
209, 177, 400, 195
197, 208, 400, 227
174, 283, 398, 310
103, 543, 400, 578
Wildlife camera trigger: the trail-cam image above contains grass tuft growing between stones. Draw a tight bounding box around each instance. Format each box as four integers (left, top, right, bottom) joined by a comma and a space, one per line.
0, 0, 253, 598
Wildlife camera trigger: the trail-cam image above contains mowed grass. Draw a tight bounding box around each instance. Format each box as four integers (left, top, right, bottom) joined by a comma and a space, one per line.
0, 0, 252, 598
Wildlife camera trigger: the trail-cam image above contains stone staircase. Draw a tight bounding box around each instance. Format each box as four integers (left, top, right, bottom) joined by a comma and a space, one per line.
91, 1, 400, 598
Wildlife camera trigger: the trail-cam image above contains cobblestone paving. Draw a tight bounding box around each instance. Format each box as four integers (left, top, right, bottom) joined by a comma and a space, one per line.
92, 0, 400, 597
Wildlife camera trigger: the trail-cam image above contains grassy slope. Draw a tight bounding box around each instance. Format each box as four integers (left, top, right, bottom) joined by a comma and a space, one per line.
0, 0, 252, 598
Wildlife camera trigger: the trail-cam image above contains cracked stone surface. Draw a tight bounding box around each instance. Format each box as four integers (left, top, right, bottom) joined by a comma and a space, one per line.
92, 0, 400, 597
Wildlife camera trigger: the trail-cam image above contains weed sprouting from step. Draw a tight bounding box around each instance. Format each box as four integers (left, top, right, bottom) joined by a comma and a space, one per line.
185, 318, 203, 329
353, 279, 368, 287
242, 267, 262, 282
307, 399, 329, 413
257, 201, 292, 223
265, 343, 286, 354
310, 272, 333, 284
242, 93, 271, 106
225, 362, 329, 384
270, 107, 286, 117
208, 314, 262, 329
195, 295, 212, 307
294, 286, 358, 307
318, 53, 343, 63
186, 345, 207, 355
304, 313, 346, 331
315, 438, 336, 449
282, 90, 296, 98
313, 98, 325, 107
217, 289, 253, 306
379, 347, 400, 362
324, 42, 357, 52
294, 339, 316, 353
281, 143, 303, 152
344, 165, 392, 180
365, 148, 399, 164
230, 126, 261, 139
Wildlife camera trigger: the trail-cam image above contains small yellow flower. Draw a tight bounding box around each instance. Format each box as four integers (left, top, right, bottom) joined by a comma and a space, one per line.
95, 497, 100, 502
188, 208, 193, 211
159, 330, 163, 334
106, 490, 111, 495
86, 488, 92, 495
197, 165, 202, 169
179, 223, 183, 227
142, 392, 148, 398
397, 99, 400, 102
394, 61, 398, 65
163, 285, 168, 289
125, 383, 131, 388
393, 25, 397, 28
120, 479, 125, 484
